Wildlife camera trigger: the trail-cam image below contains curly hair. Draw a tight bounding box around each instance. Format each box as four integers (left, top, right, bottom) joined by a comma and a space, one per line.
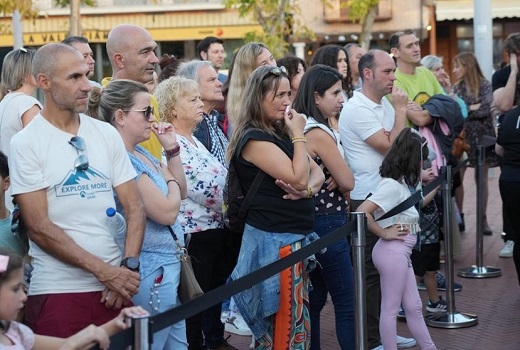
380, 128, 426, 188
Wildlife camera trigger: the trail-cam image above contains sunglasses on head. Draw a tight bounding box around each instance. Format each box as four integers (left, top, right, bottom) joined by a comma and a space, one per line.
68, 136, 89, 171
124, 106, 155, 121
268, 66, 288, 76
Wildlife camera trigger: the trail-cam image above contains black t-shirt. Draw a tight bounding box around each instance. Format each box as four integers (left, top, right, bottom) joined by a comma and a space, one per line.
235, 128, 315, 234
497, 106, 520, 182
492, 65, 520, 104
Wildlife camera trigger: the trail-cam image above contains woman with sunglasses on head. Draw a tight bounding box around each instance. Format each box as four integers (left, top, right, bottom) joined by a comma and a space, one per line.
89, 80, 189, 350
154, 76, 234, 350
0, 48, 42, 212
227, 65, 325, 350
357, 128, 439, 350
292, 64, 355, 350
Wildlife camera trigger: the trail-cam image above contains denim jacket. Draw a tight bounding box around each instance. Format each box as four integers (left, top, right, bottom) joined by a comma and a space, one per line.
231, 224, 318, 338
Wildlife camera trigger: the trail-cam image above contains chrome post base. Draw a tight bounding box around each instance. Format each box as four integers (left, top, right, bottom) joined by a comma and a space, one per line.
458, 265, 502, 278
425, 311, 478, 329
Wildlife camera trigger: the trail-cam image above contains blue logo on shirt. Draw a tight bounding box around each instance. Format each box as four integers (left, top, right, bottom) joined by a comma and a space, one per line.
55, 167, 111, 199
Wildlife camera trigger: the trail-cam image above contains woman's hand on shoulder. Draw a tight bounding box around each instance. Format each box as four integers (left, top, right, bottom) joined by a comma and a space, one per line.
284, 108, 306, 137
151, 122, 178, 150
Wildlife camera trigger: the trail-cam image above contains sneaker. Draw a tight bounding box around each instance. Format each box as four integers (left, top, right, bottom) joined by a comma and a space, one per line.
435, 272, 463, 292
499, 240, 515, 258
397, 335, 416, 348
397, 305, 406, 319
371, 346, 384, 350
209, 337, 238, 350
224, 312, 253, 336
419, 272, 462, 292
426, 296, 448, 313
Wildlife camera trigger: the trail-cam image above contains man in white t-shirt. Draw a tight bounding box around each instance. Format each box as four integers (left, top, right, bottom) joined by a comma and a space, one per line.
8, 43, 145, 338
339, 49, 409, 350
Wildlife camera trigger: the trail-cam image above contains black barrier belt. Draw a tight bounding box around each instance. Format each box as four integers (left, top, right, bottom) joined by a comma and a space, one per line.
95, 158, 471, 349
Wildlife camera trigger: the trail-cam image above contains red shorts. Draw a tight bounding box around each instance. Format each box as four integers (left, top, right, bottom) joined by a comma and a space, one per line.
24, 291, 123, 337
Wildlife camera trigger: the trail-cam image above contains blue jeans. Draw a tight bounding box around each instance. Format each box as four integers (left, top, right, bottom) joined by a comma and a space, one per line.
309, 211, 355, 350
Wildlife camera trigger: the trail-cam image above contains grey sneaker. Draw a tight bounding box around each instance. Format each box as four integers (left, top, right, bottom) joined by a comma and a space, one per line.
499, 240, 514, 258
418, 272, 462, 292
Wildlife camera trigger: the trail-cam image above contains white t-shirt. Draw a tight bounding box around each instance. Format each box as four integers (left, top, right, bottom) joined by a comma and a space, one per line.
339, 90, 395, 201
368, 178, 420, 232
0, 92, 42, 155
9, 113, 136, 295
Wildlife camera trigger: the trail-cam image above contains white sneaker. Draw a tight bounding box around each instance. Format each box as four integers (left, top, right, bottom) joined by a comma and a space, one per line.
499, 240, 514, 258
397, 335, 417, 348
224, 312, 253, 336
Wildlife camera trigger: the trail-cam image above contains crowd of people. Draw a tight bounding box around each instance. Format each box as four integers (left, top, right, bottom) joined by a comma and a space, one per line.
0, 22, 518, 350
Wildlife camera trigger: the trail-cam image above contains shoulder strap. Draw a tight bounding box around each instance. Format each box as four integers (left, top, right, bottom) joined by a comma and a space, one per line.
235, 158, 265, 219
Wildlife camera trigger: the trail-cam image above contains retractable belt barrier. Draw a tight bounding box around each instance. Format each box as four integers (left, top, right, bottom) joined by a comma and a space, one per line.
94, 157, 476, 349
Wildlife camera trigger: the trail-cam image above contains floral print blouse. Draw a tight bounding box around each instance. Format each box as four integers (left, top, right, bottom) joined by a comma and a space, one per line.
177, 134, 228, 234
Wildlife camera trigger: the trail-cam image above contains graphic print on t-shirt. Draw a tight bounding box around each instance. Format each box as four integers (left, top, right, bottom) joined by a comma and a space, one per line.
54, 167, 111, 199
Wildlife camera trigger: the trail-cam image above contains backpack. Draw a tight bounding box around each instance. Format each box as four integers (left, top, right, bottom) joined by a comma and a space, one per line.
223, 156, 265, 234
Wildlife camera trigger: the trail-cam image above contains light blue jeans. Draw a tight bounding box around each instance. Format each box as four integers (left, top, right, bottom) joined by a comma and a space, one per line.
133, 263, 188, 350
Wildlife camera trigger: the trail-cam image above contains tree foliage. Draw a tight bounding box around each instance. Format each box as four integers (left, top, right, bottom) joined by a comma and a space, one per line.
344, 0, 380, 49
0, 0, 39, 20
224, 0, 315, 57
55, 0, 96, 7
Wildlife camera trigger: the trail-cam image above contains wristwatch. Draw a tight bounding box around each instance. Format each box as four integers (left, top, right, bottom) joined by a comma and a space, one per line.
120, 257, 140, 272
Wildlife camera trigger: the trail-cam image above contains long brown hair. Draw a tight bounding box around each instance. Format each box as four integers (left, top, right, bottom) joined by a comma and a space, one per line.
453, 52, 485, 99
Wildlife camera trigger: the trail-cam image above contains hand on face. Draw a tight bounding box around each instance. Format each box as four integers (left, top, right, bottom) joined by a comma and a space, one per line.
151, 122, 178, 150
388, 86, 408, 110
284, 108, 306, 137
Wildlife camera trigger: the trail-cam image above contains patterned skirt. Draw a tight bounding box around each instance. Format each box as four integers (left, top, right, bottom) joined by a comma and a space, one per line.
254, 241, 311, 350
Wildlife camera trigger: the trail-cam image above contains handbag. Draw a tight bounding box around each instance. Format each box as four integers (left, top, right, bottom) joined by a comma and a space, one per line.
167, 225, 204, 303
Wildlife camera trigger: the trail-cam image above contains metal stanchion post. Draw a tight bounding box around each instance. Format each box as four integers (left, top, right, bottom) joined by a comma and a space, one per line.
350, 212, 367, 350
130, 315, 150, 350
425, 166, 478, 328
458, 144, 501, 278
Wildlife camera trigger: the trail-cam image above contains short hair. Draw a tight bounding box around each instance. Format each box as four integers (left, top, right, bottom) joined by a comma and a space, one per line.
197, 36, 224, 59
87, 80, 149, 123
158, 54, 184, 82
62, 36, 89, 45
153, 76, 199, 123
176, 60, 214, 82
1, 48, 36, 91
358, 50, 377, 81
292, 64, 342, 125
388, 29, 416, 50
276, 56, 307, 82
32, 43, 78, 78
421, 55, 443, 71
0, 151, 8, 179
504, 32, 520, 54
344, 43, 361, 55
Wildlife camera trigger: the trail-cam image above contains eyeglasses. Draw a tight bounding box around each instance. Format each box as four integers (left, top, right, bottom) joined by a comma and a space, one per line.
123, 106, 155, 121
68, 136, 89, 171
269, 66, 288, 76
11, 205, 20, 234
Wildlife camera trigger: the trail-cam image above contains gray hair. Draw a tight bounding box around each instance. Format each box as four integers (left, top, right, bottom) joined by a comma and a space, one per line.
154, 76, 199, 123
176, 60, 213, 82
421, 55, 443, 71
1, 48, 36, 91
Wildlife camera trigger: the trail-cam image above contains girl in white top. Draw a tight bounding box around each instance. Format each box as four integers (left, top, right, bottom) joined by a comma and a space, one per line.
0, 250, 147, 350
358, 128, 439, 350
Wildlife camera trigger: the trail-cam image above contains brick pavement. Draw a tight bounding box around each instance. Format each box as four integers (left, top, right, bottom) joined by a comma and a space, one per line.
226, 167, 520, 350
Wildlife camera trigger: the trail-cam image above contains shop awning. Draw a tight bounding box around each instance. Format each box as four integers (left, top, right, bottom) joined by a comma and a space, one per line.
436, 0, 519, 21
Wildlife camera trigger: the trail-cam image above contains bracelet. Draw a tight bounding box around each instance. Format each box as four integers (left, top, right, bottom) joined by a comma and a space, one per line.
291, 137, 307, 144
164, 144, 181, 159
305, 185, 313, 198
166, 178, 181, 189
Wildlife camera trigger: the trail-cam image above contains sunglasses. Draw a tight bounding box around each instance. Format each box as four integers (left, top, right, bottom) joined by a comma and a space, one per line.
124, 106, 155, 121
11, 205, 20, 234
68, 136, 89, 171
269, 66, 288, 76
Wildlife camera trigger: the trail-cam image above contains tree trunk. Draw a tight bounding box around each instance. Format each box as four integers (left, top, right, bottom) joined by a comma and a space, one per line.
360, 3, 378, 50
69, 0, 81, 37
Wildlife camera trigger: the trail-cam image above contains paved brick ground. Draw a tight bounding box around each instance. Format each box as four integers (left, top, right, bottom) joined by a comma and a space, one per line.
226, 167, 520, 350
